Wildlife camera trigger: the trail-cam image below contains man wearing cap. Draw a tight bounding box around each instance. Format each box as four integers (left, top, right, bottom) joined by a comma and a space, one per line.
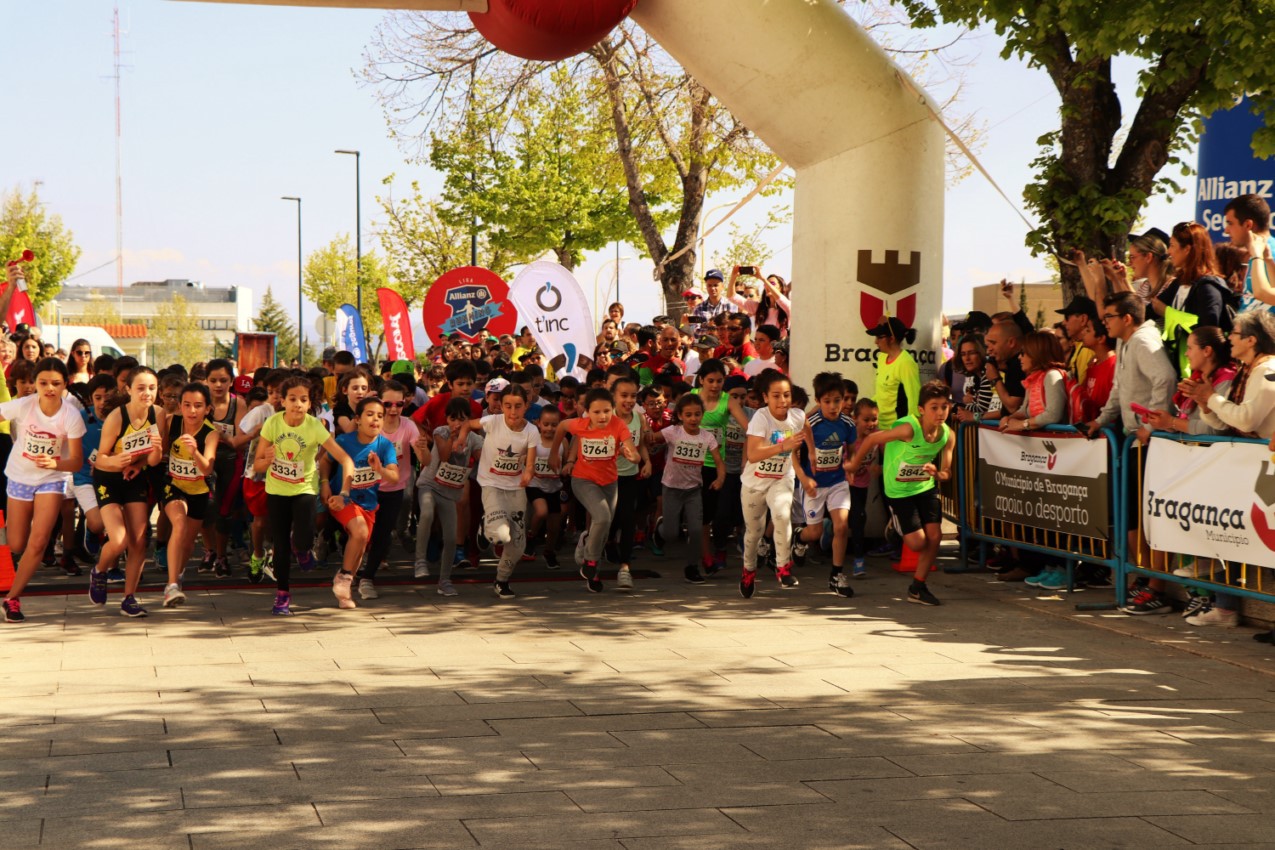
391, 359, 427, 408
686, 333, 719, 380
1057, 296, 1098, 384
692, 270, 735, 324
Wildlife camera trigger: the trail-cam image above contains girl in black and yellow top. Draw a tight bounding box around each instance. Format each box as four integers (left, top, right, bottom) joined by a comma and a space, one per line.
159, 383, 219, 609
88, 366, 165, 618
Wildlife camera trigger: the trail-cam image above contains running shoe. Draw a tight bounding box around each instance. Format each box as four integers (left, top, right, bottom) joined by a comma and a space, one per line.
1039, 570, 1071, 592
213, 556, 230, 578
581, 560, 603, 593
2, 598, 23, 623
616, 566, 634, 591
358, 579, 378, 600
88, 569, 108, 605
120, 595, 148, 618
574, 530, 589, 566
332, 571, 356, 609
493, 580, 516, 599
1119, 589, 1155, 612
740, 567, 756, 599
414, 561, 432, 579
544, 550, 560, 570
1123, 593, 1171, 615
793, 538, 809, 567
907, 580, 941, 606
1188, 606, 1238, 627
60, 555, 82, 577
776, 562, 799, 588
198, 551, 215, 573
247, 554, 266, 585
437, 580, 458, 597
684, 564, 706, 585
852, 558, 867, 579
706, 551, 726, 576
455, 548, 475, 570
272, 591, 293, 616
105, 567, 126, 584
162, 583, 186, 608
830, 571, 854, 598
1182, 595, 1211, 619
295, 550, 317, 572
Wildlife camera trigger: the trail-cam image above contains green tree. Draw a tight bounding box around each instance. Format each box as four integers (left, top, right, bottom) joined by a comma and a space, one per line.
710, 207, 793, 274
75, 292, 123, 328
0, 186, 82, 309
900, 0, 1275, 298
376, 176, 527, 292
302, 234, 392, 337
254, 286, 316, 366
150, 295, 206, 366
429, 67, 644, 271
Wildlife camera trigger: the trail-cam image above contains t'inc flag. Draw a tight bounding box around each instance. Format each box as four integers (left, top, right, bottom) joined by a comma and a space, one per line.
376, 288, 416, 361
507, 261, 595, 380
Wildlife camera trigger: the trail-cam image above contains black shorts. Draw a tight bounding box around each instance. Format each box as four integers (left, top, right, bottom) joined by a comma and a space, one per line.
886, 490, 943, 536
526, 486, 561, 514
161, 484, 210, 521
93, 469, 152, 507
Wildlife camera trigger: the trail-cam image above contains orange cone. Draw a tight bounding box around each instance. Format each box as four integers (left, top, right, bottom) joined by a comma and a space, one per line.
0, 510, 13, 593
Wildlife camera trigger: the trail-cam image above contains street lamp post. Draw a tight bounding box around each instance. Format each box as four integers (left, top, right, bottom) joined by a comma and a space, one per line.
281, 196, 302, 365
334, 149, 364, 353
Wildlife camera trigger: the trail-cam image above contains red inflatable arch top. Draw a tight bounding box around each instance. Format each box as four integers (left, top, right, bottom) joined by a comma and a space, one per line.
469, 0, 639, 61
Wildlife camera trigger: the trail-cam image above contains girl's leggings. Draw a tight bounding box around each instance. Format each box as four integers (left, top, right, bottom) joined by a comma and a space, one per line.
415, 488, 460, 582
267, 492, 316, 592
662, 484, 703, 566
742, 483, 794, 571
571, 478, 618, 563
361, 489, 405, 580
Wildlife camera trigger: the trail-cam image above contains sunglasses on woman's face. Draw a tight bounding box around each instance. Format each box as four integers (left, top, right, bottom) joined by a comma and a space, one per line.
382, 401, 405, 408
75, 349, 91, 356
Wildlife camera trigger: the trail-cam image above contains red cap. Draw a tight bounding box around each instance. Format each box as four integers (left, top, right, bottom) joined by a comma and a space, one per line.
234, 375, 254, 395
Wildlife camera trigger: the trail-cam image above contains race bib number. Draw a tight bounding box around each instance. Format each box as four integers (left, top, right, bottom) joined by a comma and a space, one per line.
580, 437, 615, 460
212, 421, 236, 438
753, 456, 788, 479
489, 452, 523, 477
120, 426, 154, 458
896, 463, 932, 483
534, 455, 557, 479
21, 429, 60, 463
168, 453, 201, 481
351, 466, 381, 489
269, 456, 304, 484
814, 446, 843, 472
87, 448, 98, 467
433, 462, 468, 489
671, 439, 707, 466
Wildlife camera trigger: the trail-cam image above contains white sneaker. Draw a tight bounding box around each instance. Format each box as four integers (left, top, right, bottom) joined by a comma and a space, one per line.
575, 530, 589, 566
414, 562, 431, 579
162, 583, 185, 608
616, 566, 634, 591
437, 580, 458, 597
332, 571, 356, 609
1187, 606, 1238, 627
358, 579, 378, 600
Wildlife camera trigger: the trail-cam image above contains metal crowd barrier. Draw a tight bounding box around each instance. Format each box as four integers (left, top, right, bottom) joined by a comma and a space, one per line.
1122, 432, 1275, 609
952, 422, 1126, 601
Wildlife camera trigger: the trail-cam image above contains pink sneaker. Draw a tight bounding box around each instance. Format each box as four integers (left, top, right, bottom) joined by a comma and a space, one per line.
332, 571, 357, 609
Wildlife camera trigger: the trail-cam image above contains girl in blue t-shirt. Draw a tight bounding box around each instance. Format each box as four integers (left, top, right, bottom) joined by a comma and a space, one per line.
320, 397, 398, 610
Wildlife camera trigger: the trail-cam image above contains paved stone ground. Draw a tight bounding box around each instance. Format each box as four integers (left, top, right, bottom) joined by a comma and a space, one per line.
4, 543, 1275, 850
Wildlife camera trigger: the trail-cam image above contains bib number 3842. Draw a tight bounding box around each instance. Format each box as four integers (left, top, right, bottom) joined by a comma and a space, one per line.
896, 463, 932, 483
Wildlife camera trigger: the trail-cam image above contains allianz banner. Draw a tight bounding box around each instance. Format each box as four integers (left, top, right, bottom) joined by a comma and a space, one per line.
1143, 438, 1275, 568
976, 428, 1110, 540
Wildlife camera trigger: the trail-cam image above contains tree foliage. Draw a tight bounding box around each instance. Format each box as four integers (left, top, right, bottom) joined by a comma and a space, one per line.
376, 175, 527, 288
302, 233, 392, 337
429, 67, 642, 271
150, 295, 205, 367
254, 286, 316, 366
75, 292, 123, 328
711, 206, 793, 275
0, 186, 82, 309
900, 0, 1275, 297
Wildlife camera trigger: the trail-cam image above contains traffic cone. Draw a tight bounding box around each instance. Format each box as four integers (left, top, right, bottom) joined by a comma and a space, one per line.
0, 510, 14, 593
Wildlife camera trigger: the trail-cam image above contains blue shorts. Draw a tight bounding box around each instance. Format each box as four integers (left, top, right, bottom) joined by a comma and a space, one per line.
8, 478, 68, 502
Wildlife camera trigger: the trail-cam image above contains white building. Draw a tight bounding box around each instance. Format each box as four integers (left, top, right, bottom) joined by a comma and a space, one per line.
50, 279, 253, 363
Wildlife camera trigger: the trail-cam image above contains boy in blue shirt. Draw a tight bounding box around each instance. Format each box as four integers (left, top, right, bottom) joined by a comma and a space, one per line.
794, 372, 856, 598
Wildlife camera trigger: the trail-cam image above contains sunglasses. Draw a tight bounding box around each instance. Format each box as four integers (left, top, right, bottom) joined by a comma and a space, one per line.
75, 349, 91, 355
382, 401, 405, 408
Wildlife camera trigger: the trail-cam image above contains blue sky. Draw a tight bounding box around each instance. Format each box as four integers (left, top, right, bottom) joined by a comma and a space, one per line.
1, 1, 1198, 341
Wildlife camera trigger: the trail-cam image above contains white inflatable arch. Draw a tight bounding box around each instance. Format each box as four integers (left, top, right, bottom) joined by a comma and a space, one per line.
189, 0, 945, 392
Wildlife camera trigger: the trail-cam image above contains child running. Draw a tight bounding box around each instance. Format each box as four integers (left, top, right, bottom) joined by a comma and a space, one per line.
651, 394, 724, 584
159, 382, 219, 607
255, 376, 357, 616
739, 369, 807, 598
323, 396, 398, 609
549, 387, 640, 593
0, 358, 87, 623
238, 369, 286, 583
847, 399, 880, 578
414, 398, 480, 594
357, 380, 420, 599
526, 404, 566, 570
88, 366, 165, 618
794, 372, 857, 598
67, 374, 115, 572
472, 384, 537, 598
845, 380, 953, 606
